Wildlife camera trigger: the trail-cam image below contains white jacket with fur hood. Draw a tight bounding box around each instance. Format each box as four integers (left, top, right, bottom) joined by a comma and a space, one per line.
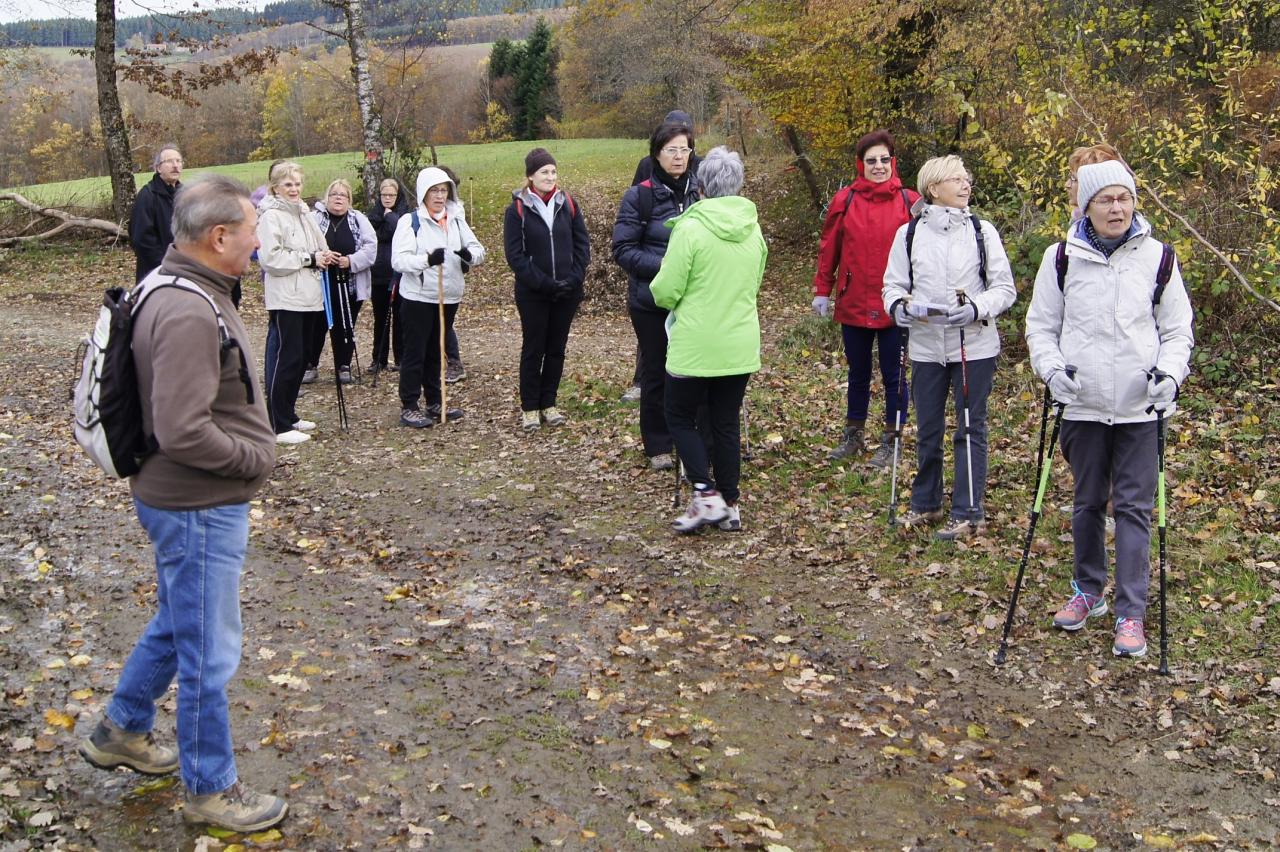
391, 167, 485, 305
257, 193, 327, 312
881, 203, 1017, 364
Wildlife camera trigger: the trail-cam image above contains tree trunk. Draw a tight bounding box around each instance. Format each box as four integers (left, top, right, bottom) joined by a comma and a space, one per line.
94, 0, 135, 226
342, 0, 383, 206
781, 125, 823, 213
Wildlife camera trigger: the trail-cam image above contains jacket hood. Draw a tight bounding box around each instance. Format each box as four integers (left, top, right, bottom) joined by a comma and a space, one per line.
668, 195, 758, 242
415, 167, 458, 207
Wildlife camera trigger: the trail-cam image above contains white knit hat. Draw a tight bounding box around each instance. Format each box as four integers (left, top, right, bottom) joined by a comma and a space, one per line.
1076, 161, 1136, 210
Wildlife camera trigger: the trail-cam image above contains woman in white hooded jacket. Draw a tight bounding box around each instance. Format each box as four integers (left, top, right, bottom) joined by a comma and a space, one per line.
391, 166, 485, 427
257, 161, 337, 444
881, 154, 1017, 540
1025, 161, 1193, 658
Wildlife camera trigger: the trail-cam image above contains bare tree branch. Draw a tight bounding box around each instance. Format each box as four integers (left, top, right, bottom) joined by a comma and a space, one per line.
0, 192, 124, 246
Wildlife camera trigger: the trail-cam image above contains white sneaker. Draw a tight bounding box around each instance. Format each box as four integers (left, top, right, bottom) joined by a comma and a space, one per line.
540, 406, 567, 426
716, 505, 742, 532
292, 419, 316, 432
276, 429, 311, 445
672, 488, 730, 534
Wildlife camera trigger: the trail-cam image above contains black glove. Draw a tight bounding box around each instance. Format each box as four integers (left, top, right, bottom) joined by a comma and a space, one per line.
427, 247, 446, 267
454, 248, 472, 274
554, 280, 575, 300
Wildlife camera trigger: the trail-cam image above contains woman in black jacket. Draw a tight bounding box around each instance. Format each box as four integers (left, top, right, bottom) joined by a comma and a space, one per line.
368, 178, 409, 372
504, 148, 591, 432
611, 123, 700, 470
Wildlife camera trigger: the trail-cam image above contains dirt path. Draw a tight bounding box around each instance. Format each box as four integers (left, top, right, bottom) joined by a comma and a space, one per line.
1, 252, 1276, 849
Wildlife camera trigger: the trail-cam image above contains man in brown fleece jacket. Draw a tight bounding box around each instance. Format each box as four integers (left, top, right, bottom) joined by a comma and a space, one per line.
78, 175, 288, 833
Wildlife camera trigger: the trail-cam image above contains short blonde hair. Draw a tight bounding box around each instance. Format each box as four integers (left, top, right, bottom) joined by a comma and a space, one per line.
268, 161, 303, 195
917, 155, 968, 202
325, 178, 352, 199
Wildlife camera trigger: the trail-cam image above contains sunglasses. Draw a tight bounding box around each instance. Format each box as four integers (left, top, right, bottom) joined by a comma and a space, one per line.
864, 156, 892, 165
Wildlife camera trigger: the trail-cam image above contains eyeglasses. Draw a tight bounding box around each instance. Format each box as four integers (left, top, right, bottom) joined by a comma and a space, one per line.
426, 186, 450, 195
1089, 193, 1135, 208
1066, 176, 1078, 187
941, 175, 973, 185
864, 156, 892, 165
660, 146, 692, 156
380, 191, 398, 197
327, 192, 350, 199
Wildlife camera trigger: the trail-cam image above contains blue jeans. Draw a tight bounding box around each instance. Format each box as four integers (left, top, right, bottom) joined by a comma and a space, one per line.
841, 324, 908, 426
909, 356, 996, 522
107, 499, 248, 795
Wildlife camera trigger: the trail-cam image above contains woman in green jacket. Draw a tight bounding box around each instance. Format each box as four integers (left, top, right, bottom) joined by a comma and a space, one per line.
650, 146, 767, 533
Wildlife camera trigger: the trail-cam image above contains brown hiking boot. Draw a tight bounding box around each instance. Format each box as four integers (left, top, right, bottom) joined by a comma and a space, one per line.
79, 717, 178, 776
828, 423, 866, 460
184, 781, 288, 832
867, 431, 896, 469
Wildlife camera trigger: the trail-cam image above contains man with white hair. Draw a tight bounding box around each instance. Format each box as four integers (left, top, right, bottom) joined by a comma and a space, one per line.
80, 175, 287, 832
129, 143, 184, 283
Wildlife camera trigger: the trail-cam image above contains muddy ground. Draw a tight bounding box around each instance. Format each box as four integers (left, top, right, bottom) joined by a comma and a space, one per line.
1, 247, 1277, 850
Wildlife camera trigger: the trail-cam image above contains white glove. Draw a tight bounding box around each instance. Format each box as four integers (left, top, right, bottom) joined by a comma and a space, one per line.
892, 301, 913, 328
1048, 369, 1081, 405
945, 302, 979, 327
812, 295, 830, 318
1147, 372, 1177, 411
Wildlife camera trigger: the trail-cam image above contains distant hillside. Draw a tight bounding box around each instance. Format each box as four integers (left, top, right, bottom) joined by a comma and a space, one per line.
0, 0, 565, 48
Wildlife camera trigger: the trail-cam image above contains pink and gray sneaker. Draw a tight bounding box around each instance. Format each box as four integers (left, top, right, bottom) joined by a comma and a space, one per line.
1112, 618, 1148, 657
1052, 581, 1108, 631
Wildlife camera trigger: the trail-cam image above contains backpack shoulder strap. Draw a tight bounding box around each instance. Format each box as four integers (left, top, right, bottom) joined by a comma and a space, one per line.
1153, 243, 1176, 305
514, 198, 525, 221
410, 210, 421, 235
970, 214, 988, 286
900, 188, 911, 215
564, 191, 576, 219
139, 276, 253, 404
1055, 241, 1069, 293
636, 180, 655, 227
904, 216, 920, 293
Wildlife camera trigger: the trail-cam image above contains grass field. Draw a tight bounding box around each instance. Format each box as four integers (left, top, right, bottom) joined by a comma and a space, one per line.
9, 138, 650, 210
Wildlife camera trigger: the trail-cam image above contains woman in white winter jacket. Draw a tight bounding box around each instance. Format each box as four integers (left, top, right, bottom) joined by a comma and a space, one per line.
391, 166, 485, 428
882, 155, 1017, 540
257, 161, 338, 444
1025, 160, 1193, 658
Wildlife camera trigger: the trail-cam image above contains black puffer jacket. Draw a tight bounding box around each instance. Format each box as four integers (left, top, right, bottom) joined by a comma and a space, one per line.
503, 188, 591, 300
129, 172, 179, 283
367, 192, 410, 289
611, 171, 699, 313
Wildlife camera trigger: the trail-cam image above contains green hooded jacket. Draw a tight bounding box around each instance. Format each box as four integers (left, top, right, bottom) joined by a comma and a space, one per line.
649, 195, 766, 377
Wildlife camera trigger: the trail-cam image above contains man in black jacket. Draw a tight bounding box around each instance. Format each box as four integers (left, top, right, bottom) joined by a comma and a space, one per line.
129, 144, 183, 283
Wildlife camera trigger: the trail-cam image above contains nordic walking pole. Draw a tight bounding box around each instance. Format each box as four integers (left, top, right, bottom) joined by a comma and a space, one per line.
322, 269, 349, 430
956, 289, 975, 522
741, 398, 753, 462
1148, 377, 1172, 676
437, 263, 447, 423
672, 447, 682, 509
995, 365, 1076, 665
339, 276, 361, 383
887, 329, 910, 526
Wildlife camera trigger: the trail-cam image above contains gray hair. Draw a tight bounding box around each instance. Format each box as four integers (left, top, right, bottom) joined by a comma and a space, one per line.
697, 146, 745, 198
172, 175, 250, 243
152, 144, 181, 170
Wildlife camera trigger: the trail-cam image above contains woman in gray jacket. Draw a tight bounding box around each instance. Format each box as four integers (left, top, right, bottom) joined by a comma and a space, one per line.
882, 155, 1017, 541
1025, 161, 1193, 658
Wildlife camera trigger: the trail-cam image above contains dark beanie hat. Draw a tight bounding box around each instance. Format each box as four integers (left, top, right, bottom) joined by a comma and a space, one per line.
664, 110, 692, 128
525, 148, 556, 177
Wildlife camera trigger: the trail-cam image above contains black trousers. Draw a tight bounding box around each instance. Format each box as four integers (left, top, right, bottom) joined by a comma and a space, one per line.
399, 299, 458, 410
369, 281, 403, 368
666, 373, 750, 503
305, 280, 362, 370
264, 309, 311, 434
516, 292, 580, 411
628, 307, 672, 457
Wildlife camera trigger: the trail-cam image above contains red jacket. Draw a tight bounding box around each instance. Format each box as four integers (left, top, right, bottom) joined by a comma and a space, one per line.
813, 164, 918, 328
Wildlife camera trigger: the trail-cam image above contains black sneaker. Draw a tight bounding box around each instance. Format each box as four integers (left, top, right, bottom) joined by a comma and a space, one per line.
400, 407, 435, 428
426, 404, 463, 422
445, 358, 466, 384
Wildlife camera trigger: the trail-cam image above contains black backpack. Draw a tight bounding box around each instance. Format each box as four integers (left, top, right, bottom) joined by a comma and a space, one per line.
72, 277, 252, 478
1054, 240, 1176, 305
903, 213, 988, 291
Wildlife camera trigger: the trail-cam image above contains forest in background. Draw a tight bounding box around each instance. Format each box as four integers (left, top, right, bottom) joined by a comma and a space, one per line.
1, 0, 1278, 351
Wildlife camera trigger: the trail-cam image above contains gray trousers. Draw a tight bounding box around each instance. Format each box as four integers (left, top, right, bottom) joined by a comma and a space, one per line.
1059, 420, 1158, 620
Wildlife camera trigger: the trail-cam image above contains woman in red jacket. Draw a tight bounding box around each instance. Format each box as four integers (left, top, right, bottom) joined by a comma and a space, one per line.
812, 129, 920, 466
